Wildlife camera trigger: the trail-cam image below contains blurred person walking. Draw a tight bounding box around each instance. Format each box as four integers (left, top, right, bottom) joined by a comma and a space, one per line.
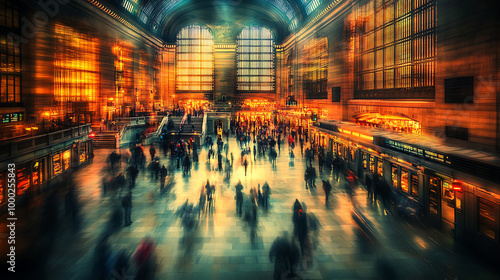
149, 145, 156, 161
160, 165, 168, 193
269, 233, 301, 280
322, 180, 332, 205
235, 180, 244, 216
126, 165, 139, 189
122, 191, 133, 226
262, 181, 271, 209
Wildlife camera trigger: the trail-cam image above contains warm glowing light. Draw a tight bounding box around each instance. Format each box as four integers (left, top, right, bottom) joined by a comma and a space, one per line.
452, 180, 463, 192
54, 24, 99, 104
303, 37, 328, 99
237, 26, 275, 92
359, 134, 374, 141
355, 113, 421, 134
414, 236, 427, 249
176, 25, 214, 91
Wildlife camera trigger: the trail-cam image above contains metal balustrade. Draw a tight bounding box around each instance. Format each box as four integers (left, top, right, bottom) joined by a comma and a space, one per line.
0, 124, 92, 160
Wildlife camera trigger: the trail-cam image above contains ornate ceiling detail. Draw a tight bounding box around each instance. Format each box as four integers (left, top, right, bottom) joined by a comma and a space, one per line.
105, 0, 328, 43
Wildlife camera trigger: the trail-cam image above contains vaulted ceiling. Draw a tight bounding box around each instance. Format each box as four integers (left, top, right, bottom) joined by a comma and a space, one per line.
105, 0, 325, 43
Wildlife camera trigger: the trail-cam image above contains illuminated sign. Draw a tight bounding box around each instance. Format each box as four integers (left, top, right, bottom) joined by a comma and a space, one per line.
338, 128, 374, 142
452, 181, 463, 192
379, 137, 452, 166
1, 113, 24, 123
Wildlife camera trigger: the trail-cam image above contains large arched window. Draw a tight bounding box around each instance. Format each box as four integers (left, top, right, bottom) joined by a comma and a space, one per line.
237, 26, 275, 92
301, 0, 321, 15
303, 37, 328, 99
176, 25, 213, 92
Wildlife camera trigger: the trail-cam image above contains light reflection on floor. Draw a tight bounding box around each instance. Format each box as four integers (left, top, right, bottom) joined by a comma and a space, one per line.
9, 135, 499, 280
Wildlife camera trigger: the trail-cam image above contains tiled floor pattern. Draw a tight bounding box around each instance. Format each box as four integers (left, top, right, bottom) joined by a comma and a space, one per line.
2, 136, 499, 280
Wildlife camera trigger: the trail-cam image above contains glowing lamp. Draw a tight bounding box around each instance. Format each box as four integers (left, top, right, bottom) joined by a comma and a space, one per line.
89, 132, 96, 138
452, 180, 463, 192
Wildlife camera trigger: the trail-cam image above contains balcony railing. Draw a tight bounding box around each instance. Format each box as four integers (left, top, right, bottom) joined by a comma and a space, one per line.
0, 124, 92, 160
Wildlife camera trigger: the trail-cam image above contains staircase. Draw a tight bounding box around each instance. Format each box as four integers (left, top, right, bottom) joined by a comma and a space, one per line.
94, 131, 117, 149
160, 116, 203, 146
91, 121, 101, 133
168, 116, 203, 135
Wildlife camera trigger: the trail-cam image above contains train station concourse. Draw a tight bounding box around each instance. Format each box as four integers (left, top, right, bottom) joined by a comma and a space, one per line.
0, 0, 500, 279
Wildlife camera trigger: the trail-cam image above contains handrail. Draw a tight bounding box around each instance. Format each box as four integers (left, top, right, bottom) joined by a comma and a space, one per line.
116, 117, 146, 125
118, 126, 127, 140
0, 124, 92, 160
0, 124, 91, 144
201, 113, 208, 144
155, 116, 169, 136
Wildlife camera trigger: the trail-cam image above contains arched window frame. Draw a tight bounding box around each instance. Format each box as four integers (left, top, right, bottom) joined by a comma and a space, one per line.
236, 26, 276, 93
176, 25, 214, 92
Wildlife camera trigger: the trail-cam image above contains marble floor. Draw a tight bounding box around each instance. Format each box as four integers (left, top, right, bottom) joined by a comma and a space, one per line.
1, 135, 499, 280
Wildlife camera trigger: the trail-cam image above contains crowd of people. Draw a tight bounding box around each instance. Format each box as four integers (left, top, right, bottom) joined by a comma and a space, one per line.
2, 103, 422, 280
88, 111, 403, 279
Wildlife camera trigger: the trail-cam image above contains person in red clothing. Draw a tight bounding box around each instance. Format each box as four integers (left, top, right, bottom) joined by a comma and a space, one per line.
134, 237, 156, 280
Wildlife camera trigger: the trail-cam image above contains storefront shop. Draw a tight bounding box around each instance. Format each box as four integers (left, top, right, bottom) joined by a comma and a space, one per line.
16, 163, 31, 196
32, 159, 46, 191
275, 109, 313, 133
0, 125, 93, 209
361, 151, 384, 180
75, 139, 93, 164
313, 119, 500, 254
52, 149, 71, 177
422, 172, 459, 229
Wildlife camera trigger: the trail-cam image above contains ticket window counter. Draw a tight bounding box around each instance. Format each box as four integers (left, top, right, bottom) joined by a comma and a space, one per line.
364, 156, 382, 179
348, 147, 355, 164
362, 153, 381, 181
337, 143, 344, 159
369, 156, 376, 174
441, 181, 456, 228
350, 148, 362, 175
426, 177, 457, 231
16, 163, 31, 196
32, 159, 46, 193
401, 169, 410, 194
362, 153, 369, 174
391, 164, 398, 189
52, 149, 71, 178
390, 165, 411, 194
411, 173, 419, 199
343, 145, 349, 162
376, 158, 384, 180
428, 177, 441, 217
